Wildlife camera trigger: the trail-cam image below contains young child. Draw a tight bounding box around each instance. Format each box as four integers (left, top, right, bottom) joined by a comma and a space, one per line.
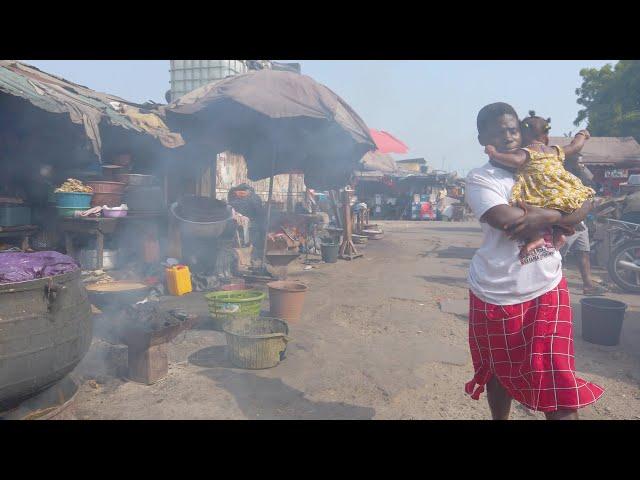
485, 111, 595, 256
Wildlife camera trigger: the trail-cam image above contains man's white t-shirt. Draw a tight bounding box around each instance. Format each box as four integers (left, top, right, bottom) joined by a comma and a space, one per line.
465, 162, 562, 305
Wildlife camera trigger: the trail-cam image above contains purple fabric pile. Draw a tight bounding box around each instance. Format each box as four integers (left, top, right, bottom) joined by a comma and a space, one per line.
0, 251, 79, 284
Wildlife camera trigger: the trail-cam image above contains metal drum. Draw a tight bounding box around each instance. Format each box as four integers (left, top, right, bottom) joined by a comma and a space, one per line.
0, 270, 93, 411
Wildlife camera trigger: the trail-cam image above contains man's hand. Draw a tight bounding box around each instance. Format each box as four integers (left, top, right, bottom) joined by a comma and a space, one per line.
504, 201, 562, 241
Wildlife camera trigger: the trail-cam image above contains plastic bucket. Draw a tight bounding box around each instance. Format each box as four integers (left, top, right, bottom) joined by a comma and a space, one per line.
267, 281, 308, 323
580, 297, 627, 346
205, 290, 266, 318
56, 207, 83, 218
321, 243, 339, 263
0, 205, 31, 227
54, 192, 92, 209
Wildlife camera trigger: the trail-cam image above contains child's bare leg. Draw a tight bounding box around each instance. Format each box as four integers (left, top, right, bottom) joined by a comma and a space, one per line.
520, 234, 545, 256
555, 224, 576, 236
553, 226, 568, 250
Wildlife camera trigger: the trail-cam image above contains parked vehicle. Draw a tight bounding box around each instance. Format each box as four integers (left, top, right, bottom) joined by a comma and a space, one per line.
605, 219, 640, 293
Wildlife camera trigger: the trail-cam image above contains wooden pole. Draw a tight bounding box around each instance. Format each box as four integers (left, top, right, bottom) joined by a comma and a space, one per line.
339, 187, 362, 260
211, 154, 217, 199
287, 173, 294, 212
261, 147, 277, 271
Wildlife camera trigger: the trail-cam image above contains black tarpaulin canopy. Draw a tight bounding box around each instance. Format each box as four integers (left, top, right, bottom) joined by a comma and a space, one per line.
161, 69, 376, 190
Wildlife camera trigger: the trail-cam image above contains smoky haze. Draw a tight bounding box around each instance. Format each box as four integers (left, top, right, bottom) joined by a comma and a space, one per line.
26, 60, 615, 177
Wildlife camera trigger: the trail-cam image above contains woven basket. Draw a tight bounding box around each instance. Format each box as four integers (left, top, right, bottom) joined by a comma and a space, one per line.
223, 317, 289, 369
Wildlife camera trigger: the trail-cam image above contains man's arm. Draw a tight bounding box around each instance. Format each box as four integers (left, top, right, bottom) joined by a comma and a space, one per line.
485, 145, 528, 169
500, 200, 593, 240
481, 203, 562, 241
467, 164, 593, 243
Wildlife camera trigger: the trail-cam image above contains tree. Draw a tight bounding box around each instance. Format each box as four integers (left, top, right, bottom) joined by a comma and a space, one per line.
575, 61, 640, 142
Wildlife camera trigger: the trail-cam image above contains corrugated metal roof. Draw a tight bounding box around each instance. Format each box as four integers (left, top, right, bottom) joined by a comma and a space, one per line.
360, 151, 399, 173
396, 157, 426, 164
0, 61, 184, 158
355, 170, 398, 180
549, 136, 640, 166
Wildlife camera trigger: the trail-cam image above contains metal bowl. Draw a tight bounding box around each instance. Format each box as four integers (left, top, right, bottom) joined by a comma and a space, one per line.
170, 202, 232, 238
85, 281, 150, 312
114, 174, 155, 186
78, 248, 119, 271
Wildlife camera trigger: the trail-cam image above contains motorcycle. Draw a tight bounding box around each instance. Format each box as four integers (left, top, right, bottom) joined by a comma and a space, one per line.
605, 218, 640, 293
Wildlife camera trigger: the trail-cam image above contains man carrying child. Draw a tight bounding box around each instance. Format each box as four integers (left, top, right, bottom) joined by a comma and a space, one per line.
464, 102, 604, 420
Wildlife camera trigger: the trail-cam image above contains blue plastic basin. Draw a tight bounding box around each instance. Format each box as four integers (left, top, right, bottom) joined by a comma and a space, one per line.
54, 192, 92, 209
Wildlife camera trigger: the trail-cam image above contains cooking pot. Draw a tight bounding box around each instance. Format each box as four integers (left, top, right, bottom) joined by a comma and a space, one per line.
0, 270, 92, 411
114, 174, 155, 186
124, 186, 164, 213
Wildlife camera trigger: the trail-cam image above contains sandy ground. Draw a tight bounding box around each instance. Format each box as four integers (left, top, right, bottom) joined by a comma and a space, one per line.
70, 221, 640, 420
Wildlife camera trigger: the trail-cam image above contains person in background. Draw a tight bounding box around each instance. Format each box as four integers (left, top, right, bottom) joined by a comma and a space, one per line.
560, 154, 607, 295
228, 184, 265, 253
305, 188, 317, 214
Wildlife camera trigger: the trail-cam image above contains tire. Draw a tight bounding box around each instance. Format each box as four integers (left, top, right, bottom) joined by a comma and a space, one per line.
607, 239, 640, 293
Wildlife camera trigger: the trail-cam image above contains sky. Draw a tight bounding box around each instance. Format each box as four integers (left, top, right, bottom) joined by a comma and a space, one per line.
25, 60, 615, 176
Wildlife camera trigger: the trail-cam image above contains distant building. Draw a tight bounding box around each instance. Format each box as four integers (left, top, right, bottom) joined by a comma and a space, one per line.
396, 158, 428, 173
550, 136, 640, 195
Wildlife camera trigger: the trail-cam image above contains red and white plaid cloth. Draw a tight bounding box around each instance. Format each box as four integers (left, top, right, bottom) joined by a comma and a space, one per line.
465, 278, 604, 412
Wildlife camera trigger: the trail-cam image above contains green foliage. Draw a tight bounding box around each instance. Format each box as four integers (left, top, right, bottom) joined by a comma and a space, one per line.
575, 61, 640, 141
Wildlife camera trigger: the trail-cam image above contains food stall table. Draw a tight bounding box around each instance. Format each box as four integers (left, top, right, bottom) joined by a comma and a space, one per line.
117, 212, 165, 264
0, 225, 38, 250
270, 212, 325, 257
58, 217, 119, 269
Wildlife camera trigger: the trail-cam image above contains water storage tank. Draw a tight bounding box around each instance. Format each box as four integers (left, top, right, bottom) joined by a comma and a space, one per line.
169, 60, 248, 102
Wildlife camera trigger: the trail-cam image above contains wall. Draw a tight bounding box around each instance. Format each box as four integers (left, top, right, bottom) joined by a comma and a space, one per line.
397, 162, 422, 173
215, 152, 306, 208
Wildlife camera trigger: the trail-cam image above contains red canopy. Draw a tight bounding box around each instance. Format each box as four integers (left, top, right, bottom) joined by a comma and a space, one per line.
369, 129, 409, 154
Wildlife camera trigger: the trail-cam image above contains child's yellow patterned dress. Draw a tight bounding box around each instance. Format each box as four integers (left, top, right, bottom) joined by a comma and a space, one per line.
510, 145, 595, 212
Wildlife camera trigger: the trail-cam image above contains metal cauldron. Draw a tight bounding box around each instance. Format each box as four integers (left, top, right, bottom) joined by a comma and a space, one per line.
78, 248, 120, 271
0, 270, 92, 411
170, 202, 232, 239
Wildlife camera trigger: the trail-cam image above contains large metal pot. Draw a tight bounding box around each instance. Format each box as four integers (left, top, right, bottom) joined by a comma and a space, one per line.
78, 248, 119, 271
114, 174, 155, 186
170, 202, 232, 238
124, 185, 164, 212
0, 270, 93, 411
86, 181, 126, 194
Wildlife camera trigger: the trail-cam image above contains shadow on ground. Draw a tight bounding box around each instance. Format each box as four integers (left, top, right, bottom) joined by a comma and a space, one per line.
418, 275, 469, 289
191, 316, 221, 331
424, 226, 482, 234
188, 345, 234, 369
419, 246, 477, 260
197, 369, 376, 420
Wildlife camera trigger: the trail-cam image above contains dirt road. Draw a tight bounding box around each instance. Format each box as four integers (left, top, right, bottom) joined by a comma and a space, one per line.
72, 221, 640, 419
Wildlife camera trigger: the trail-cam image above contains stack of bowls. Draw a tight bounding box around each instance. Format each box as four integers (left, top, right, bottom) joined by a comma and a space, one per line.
86, 181, 126, 208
